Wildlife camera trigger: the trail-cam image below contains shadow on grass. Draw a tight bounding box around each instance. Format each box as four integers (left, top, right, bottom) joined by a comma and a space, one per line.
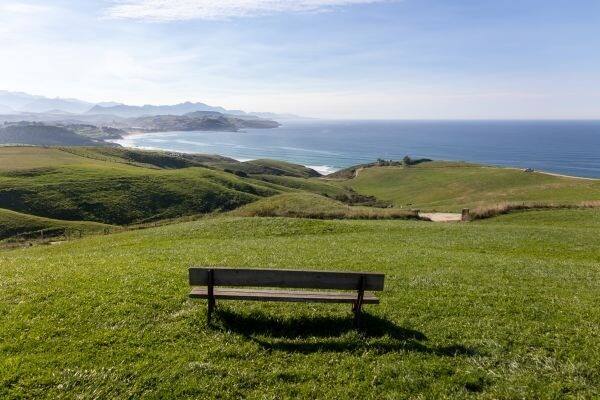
212, 309, 476, 356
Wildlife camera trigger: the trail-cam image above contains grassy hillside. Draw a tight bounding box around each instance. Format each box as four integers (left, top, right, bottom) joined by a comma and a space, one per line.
3, 148, 599, 224
252, 174, 353, 198
232, 193, 419, 219
212, 158, 321, 178
1, 210, 599, 398
0, 164, 276, 225
0, 124, 107, 147
0, 147, 280, 225
60, 147, 237, 169
0, 147, 363, 226
336, 161, 600, 211
0, 146, 112, 171
0, 208, 115, 241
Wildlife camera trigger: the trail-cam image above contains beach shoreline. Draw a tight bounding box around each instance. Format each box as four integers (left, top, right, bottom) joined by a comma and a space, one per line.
109, 120, 600, 180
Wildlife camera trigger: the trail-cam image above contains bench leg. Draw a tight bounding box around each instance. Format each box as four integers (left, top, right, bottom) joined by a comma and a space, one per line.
207, 296, 215, 325
207, 269, 215, 325
352, 301, 362, 329
353, 275, 366, 330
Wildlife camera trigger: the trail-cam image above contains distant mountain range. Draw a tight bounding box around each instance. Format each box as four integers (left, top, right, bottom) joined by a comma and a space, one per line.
87, 101, 233, 118
0, 90, 297, 148
0, 90, 305, 120
0, 91, 93, 114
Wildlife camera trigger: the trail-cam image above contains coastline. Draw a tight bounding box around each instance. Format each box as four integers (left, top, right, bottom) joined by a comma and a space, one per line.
108, 122, 600, 180
110, 136, 600, 180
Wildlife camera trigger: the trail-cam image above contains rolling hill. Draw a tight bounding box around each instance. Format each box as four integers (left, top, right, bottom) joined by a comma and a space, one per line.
231, 192, 419, 219
0, 208, 116, 241
0, 145, 599, 397
331, 161, 600, 211
2, 147, 600, 232
0, 160, 276, 225
0, 147, 347, 228
0, 124, 108, 147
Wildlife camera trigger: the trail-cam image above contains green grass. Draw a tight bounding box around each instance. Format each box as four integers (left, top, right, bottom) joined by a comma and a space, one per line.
251, 174, 353, 198
0, 147, 282, 225
0, 208, 116, 241
1, 210, 599, 398
231, 192, 418, 219
2, 146, 599, 398
0, 147, 351, 226
0, 146, 112, 171
5, 148, 599, 227
60, 147, 236, 169
336, 162, 600, 211
211, 158, 321, 178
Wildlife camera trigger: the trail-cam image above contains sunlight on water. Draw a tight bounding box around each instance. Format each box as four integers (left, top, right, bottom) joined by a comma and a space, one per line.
111, 120, 600, 178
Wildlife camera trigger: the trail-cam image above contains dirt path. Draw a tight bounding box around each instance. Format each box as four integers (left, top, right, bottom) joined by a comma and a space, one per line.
536, 171, 599, 181
501, 167, 599, 181
419, 212, 462, 222
353, 167, 364, 178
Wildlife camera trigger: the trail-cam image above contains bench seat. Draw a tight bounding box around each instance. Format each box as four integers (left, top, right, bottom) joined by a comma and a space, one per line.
190, 287, 380, 304
189, 267, 385, 328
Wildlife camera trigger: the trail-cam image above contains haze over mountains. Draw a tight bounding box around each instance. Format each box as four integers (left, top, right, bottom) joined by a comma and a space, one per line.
0, 90, 290, 147
0, 90, 302, 119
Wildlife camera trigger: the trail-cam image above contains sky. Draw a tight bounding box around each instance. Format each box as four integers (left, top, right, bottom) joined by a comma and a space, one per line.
0, 0, 599, 119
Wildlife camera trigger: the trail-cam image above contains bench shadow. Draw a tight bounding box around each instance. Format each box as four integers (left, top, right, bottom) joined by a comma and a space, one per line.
213, 309, 476, 356
216, 308, 425, 340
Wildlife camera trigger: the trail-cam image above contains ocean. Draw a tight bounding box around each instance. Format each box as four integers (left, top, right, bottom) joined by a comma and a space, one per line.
112, 120, 600, 178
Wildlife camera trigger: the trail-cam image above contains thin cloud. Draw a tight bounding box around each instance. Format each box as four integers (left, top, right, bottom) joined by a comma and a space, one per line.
105, 0, 390, 21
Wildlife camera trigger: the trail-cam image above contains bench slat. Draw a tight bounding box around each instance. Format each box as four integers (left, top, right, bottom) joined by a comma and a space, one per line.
189, 267, 384, 291
189, 287, 380, 304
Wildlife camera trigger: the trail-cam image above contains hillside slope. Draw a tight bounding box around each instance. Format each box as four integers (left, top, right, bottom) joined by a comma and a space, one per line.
0, 147, 280, 225
335, 161, 600, 211
212, 159, 321, 178
0, 208, 115, 240
0, 124, 107, 146
231, 192, 419, 219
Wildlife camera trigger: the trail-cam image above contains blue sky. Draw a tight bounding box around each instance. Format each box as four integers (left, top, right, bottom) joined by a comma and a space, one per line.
0, 0, 598, 118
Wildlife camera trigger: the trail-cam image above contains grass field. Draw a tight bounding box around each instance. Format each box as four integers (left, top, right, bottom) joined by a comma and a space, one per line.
1, 210, 599, 399
0, 147, 287, 225
3, 147, 599, 234
0, 208, 116, 241
212, 158, 321, 178
0, 147, 362, 230
335, 162, 600, 211
251, 174, 353, 198
0, 146, 113, 171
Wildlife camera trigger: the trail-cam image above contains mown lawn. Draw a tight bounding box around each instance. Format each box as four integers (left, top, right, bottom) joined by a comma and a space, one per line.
336, 162, 600, 211
1, 210, 599, 399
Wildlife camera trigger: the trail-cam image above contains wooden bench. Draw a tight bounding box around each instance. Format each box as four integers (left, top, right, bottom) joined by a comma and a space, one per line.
189, 267, 385, 328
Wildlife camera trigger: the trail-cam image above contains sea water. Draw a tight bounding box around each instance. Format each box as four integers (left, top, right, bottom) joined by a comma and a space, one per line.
112, 120, 600, 177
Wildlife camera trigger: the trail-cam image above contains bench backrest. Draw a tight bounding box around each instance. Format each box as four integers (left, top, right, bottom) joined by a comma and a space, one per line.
189, 267, 384, 291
